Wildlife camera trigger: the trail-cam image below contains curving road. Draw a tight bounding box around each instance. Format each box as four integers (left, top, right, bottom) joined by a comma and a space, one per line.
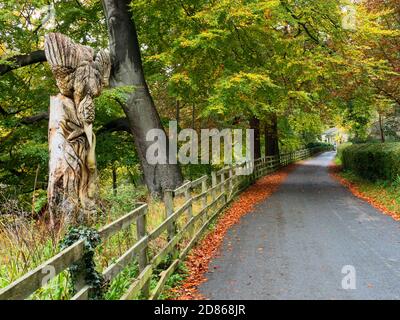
199, 152, 400, 299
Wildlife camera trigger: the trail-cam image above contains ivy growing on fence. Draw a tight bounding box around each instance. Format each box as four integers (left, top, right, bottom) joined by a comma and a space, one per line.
59, 226, 108, 299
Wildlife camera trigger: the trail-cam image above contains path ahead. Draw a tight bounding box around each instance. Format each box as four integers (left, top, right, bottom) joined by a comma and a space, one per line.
199, 152, 400, 299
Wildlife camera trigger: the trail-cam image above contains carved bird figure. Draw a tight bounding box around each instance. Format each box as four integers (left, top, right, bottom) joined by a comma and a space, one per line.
44, 33, 111, 146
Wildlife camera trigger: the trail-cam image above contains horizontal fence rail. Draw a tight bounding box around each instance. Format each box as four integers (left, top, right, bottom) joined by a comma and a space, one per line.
0, 146, 331, 300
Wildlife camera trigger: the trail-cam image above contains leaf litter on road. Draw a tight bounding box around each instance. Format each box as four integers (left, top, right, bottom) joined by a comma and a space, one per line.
170, 164, 297, 300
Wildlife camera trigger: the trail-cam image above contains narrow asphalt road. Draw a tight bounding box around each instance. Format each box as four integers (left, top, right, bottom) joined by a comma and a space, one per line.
199, 152, 400, 299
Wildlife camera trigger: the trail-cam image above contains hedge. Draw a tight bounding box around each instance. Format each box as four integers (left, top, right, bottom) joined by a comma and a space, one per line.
306, 142, 334, 149
340, 142, 400, 182
336, 142, 352, 162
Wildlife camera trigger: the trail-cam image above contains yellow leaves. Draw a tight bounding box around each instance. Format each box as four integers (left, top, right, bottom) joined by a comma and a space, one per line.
287, 91, 313, 105
228, 6, 254, 27
169, 72, 192, 87
227, 71, 276, 88
177, 30, 224, 49
362, 24, 399, 37
206, 70, 280, 116
354, 5, 400, 38
199, 30, 220, 41
0, 43, 6, 56
179, 38, 196, 48
147, 52, 170, 64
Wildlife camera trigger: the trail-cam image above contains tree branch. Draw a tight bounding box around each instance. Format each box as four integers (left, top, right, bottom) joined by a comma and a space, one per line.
97, 117, 131, 134
0, 50, 46, 76
280, 0, 334, 54
20, 112, 49, 124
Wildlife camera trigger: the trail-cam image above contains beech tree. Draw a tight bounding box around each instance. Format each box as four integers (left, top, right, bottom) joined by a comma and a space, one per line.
101, 0, 182, 196
0, 0, 182, 198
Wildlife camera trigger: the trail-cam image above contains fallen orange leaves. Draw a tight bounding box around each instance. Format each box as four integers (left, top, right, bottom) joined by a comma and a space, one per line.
170, 164, 296, 300
329, 163, 400, 222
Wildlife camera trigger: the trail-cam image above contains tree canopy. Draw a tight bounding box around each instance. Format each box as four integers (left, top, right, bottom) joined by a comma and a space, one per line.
0, 0, 399, 212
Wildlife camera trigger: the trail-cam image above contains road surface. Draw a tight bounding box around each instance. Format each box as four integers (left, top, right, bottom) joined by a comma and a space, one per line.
199, 152, 400, 299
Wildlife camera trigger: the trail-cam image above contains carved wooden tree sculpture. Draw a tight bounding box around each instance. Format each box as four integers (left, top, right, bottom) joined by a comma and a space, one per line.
45, 33, 111, 224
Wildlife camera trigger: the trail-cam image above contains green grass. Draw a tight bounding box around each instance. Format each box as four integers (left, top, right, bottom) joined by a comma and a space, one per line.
158, 262, 188, 300
338, 170, 400, 217
0, 183, 157, 299
335, 151, 400, 219
0, 165, 233, 300
104, 262, 139, 300
0, 179, 205, 300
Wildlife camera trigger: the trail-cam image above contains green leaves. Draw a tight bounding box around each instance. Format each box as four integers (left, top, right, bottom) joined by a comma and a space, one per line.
206, 71, 280, 116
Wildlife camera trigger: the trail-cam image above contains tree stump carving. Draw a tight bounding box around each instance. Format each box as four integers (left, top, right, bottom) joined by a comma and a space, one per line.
45, 33, 111, 224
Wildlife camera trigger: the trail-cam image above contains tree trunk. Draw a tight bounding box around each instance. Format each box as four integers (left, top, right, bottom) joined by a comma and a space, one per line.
47, 95, 97, 224
378, 113, 385, 143
249, 116, 261, 159
45, 33, 110, 225
176, 100, 180, 129
265, 113, 279, 156
112, 165, 117, 195
102, 0, 183, 197
192, 104, 195, 130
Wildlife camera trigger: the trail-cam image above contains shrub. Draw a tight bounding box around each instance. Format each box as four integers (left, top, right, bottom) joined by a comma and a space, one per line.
336, 142, 352, 162
306, 141, 333, 149
341, 142, 400, 182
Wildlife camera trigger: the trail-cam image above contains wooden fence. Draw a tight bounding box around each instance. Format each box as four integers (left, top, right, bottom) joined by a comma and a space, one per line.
0, 147, 328, 300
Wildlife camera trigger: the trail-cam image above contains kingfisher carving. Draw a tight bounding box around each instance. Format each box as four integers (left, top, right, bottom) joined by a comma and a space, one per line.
45, 33, 111, 224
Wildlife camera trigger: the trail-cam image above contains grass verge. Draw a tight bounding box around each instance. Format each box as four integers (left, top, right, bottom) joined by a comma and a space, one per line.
330, 161, 400, 221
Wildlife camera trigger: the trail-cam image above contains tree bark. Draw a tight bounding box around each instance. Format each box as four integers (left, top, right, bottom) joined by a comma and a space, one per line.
112, 165, 117, 195
45, 33, 111, 224
102, 0, 183, 197
264, 113, 279, 156
0, 50, 46, 76
378, 113, 385, 143
47, 95, 97, 224
249, 116, 261, 159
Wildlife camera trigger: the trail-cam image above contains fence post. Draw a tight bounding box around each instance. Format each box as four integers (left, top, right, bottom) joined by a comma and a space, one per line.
184, 186, 194, 237
220, 172, 225, 197
201, 178, 208, 223
263, 157, 266, 175
136, 208, 149, 298
211, 171, 217, 201
72, 263, 87, 296
256, 160, 259, 178
247, 161, 252, 184
163, 190, 178, 258
250, 160, 255, 183
229, 167, 233, 199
